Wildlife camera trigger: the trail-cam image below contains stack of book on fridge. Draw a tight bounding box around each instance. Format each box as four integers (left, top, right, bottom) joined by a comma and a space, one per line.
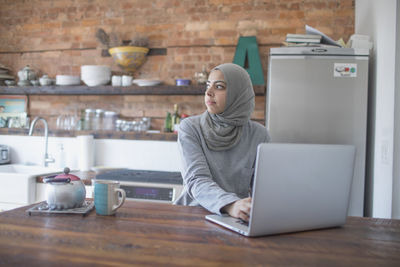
283, 34, 322, 46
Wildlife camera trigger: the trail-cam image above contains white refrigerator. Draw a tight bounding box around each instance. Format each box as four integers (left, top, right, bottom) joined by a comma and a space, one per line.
266, 47, 369, 216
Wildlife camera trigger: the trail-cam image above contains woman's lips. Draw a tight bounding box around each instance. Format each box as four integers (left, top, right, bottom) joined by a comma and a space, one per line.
206, 100, 215, 105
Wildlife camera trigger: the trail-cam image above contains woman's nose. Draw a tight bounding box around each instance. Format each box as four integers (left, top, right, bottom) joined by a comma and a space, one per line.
206, 85, 214, 96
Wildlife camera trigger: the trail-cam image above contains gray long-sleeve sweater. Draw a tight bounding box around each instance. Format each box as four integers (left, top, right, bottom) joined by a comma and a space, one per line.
174, 115, 271, 214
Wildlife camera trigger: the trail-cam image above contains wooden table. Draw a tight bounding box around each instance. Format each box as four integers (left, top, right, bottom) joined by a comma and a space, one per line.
0, 201, 399, 266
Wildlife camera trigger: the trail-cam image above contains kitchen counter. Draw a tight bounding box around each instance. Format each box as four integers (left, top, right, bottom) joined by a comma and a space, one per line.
0, 202, 399, 266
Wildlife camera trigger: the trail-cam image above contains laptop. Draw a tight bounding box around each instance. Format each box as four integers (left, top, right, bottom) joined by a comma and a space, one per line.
205, 143, 355, 237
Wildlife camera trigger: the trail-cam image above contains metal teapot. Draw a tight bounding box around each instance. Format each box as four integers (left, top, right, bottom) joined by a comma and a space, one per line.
17, 65, 36, 83
17, 65, 37, 86
43, 167, 86, 210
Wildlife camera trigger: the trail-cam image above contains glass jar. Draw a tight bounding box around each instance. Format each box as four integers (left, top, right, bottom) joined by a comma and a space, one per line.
130, 121, 138, 132
116, 119, 124, 131
94, 109, 104, 130
84, 109, 95, 130
103, 111, 117, 130
141, 117, 151, 131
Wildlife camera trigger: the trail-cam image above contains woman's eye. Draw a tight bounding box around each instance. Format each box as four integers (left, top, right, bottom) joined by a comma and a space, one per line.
205, 83, 225, 90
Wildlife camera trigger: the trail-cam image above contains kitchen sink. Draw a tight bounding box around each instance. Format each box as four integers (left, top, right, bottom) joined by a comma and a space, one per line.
0, 164, 62, 211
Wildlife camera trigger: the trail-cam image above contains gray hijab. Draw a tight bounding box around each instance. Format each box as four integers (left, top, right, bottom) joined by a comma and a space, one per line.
200, 63, 255, 151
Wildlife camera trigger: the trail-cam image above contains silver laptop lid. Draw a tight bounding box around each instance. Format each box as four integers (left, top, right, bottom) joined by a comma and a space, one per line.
248, 143, 355, 236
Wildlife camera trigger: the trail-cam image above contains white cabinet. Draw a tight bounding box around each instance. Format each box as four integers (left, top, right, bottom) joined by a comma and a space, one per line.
0, 164, 62, 212
0, 175, 36, 212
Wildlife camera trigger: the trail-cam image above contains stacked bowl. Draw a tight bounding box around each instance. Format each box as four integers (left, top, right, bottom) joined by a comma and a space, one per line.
56, 75, 81, 85
81, 65, 111, 86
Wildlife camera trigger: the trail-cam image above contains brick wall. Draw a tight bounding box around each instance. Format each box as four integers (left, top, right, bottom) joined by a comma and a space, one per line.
0, 0, 355, 130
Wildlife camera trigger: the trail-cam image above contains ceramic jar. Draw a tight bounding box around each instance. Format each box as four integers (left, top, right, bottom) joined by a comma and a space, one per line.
39, 75, 52, 86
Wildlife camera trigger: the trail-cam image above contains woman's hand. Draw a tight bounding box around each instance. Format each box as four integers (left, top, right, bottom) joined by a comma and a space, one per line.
222, 197, 252, 222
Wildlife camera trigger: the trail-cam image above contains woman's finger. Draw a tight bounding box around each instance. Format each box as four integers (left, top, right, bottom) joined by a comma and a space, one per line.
241, 201, 251, 214
239, 211, 250, 222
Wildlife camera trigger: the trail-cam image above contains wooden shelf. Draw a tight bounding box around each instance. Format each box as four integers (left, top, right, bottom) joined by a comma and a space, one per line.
0, 128, 178, 141
0, 84, 266, 96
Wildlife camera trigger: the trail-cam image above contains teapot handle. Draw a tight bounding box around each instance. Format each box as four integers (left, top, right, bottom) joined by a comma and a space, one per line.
44, 177, 71, 184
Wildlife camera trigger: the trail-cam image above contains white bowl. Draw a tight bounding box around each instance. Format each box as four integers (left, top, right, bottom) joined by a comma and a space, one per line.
81, 75, 109, 81
81, 65, 110, 74
81, 66, 110, 77
81, 65, 110, 71
81, 65, 111, 86
82, 78, 110, 87
56, 75, 81, 86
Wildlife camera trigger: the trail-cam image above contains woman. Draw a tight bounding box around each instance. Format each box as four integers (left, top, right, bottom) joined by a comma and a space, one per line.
174, 63, 270, 222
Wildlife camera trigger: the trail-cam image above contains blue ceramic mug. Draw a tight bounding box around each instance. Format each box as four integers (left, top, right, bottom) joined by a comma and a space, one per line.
94, 180, 126, 215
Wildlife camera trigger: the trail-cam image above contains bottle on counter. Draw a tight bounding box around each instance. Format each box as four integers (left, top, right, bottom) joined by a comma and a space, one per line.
164, 112, 172, 132
171, 104, 180, 133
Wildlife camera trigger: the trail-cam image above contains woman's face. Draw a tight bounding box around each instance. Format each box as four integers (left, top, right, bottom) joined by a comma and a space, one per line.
205, 69, 227, 114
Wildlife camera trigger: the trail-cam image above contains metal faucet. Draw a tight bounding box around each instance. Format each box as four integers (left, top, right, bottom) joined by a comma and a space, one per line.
28, 117, 55, 167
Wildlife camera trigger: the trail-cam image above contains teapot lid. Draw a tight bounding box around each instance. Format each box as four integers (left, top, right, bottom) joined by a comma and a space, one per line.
22, 65, 33, 71
55, 167, 81, 181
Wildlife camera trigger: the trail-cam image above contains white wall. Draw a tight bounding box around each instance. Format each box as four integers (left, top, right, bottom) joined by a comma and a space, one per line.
0, 135, 181, 172
356, 0, 399, 218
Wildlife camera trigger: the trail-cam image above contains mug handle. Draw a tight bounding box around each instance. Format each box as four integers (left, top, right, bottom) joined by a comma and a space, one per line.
112, 188, 126, 212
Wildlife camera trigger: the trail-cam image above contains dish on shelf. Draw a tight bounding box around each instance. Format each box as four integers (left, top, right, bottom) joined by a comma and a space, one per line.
56, 75, 81, 86
4, 80, 16, 86
0, 64, 11, 72
0, 74, 15, 79
81, 65, 111, 87
0, 73, 15, 85
133, 79, 162, 86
